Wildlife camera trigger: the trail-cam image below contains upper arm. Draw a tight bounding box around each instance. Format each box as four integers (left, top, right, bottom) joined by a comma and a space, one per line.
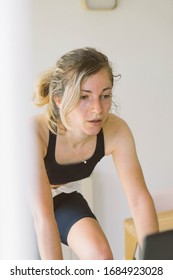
28, 117, 54, 222
111, 119, 149, 206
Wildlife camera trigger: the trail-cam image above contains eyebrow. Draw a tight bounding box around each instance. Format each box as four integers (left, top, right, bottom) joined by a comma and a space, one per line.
81, 87, 112, 93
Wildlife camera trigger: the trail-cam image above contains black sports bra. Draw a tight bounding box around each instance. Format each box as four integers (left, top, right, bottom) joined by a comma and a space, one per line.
44, 129, 105, 185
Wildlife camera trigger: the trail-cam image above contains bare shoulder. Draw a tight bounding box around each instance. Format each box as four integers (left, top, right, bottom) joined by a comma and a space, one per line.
103, 113, 135, 156
32, 114, 49, 156
33, 113, 46, 130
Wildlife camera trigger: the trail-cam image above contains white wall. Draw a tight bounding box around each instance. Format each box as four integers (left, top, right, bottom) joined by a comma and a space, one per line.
0, 0, 38, 259
32, 0, 173, 259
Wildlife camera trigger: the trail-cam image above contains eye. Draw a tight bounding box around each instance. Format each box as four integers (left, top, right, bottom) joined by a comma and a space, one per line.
100, 94, 112, 99
80, 95, 89, 100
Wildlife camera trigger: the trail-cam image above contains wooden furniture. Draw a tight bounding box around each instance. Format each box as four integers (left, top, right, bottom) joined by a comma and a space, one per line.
124, 210, 173, 260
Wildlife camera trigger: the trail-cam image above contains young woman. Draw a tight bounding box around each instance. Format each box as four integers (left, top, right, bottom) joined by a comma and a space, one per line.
32, 47, 159, 259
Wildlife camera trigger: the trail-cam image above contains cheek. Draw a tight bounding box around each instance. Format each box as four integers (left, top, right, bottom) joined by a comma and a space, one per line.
102, 100, 112, 112
68, 107, 85, 123
76, 102, 91, 118
74, 99, 111, 116
79, 100, 90, 111
108, 102, 112, 111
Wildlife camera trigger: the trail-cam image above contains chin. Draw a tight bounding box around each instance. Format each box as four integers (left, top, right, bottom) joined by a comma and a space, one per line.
84, 126, 102, 136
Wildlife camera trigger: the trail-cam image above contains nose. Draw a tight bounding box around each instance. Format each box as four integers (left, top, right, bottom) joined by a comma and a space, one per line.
91, 99, 102, 114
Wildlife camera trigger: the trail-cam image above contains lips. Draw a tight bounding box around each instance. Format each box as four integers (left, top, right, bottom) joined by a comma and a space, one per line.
88, 119, 102, 126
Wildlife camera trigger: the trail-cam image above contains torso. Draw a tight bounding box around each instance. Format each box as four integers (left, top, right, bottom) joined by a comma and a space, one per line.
34, 113, 126, 187
44, 128, 105, 185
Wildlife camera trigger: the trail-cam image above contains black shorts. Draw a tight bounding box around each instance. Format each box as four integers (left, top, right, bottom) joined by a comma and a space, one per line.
53, 191, 97, 245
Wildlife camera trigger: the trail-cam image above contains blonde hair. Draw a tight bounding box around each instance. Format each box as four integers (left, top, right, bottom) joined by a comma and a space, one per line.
33, 47, 114, 134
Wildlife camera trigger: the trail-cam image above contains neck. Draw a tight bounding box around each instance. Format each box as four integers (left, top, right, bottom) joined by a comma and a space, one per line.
65, 130, 96, 164
65, 130, 93, 149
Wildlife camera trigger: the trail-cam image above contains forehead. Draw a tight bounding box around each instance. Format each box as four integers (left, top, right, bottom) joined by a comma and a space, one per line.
81, 68, 112, 89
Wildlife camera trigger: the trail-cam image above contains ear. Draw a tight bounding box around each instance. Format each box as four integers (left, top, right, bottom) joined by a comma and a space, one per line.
54, 96, 62, 108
